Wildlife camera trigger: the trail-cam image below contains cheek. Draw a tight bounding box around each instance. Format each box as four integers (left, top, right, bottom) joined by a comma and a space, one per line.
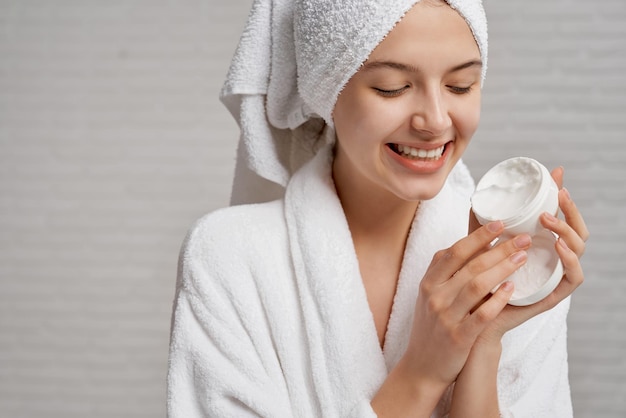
335, 95, 392, 142
354, 100, 408, 140
454, 100, 481, 139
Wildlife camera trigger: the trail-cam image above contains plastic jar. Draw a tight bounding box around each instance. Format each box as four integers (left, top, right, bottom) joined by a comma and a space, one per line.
471, 157, 563, 306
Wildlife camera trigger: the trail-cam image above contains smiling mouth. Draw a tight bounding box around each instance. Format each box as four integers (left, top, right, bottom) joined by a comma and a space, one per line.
387, 143, 447, 160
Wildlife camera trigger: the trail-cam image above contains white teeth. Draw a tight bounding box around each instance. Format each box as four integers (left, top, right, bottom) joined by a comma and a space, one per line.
394, 144, 445, 160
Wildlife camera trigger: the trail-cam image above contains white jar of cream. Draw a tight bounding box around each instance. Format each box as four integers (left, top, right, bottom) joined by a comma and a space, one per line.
471, 157, 563, 306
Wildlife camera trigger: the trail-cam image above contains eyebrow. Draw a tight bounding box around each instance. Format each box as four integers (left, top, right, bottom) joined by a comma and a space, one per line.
361, 59, 482, 74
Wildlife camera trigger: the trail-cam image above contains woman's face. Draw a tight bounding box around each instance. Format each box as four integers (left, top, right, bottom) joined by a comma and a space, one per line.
332, 0, 482, 203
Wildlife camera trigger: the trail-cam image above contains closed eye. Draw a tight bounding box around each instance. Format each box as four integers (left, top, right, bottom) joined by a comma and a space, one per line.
447, 85, 473, 95
373, 86, 409, 97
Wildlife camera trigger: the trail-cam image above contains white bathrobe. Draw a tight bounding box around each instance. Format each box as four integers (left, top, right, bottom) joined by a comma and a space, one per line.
167, 146, 573, 417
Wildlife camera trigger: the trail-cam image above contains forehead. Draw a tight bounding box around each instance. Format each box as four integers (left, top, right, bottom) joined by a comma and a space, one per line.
366, 1, 480, 64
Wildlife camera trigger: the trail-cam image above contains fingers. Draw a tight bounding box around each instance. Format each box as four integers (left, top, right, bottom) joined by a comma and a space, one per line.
549, 166, 589, 243
462, 281, 515, 339
540, 188, 588, 258
528, 237, 584, 313
450, 237, 530, 318
551, 166, 564, 189
541, 211, 585, 258
555, 238, 584, 289
558, 188, 590, 242
427, 220, 504, 285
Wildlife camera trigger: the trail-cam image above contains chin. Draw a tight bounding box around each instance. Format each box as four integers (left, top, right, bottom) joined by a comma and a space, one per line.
396, 171, 451, 202
392, 181, 447, 202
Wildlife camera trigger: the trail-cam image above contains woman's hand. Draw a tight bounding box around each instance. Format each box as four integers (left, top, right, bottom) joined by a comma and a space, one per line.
447, 166, 589, 418
471, 166, 589, 345
374, 167, 588, 417
399, 220, 532, 389
373, 221, 532, 417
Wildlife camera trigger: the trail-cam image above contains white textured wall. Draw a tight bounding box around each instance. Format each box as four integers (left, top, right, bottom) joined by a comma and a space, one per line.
0, 1, 246, 417
0, 0, 623, 417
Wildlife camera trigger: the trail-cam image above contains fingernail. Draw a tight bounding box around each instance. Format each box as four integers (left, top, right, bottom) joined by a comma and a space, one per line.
558, 238, 570, 251
510, 250, 527, 264
501, 281, 514, 292
514, 234, 531, 249
487, 221, 503, 233
544, 212, 558, 223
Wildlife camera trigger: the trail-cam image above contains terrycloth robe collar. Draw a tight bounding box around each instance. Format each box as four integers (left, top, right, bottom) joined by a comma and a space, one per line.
283, 145, 474, 414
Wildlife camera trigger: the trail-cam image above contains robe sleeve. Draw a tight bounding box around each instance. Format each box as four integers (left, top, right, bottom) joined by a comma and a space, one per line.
497, 298, 574, 417
166, 220, 293, 418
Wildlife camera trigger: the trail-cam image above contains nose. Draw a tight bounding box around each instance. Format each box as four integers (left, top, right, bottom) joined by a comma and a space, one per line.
410, 87, 451, 137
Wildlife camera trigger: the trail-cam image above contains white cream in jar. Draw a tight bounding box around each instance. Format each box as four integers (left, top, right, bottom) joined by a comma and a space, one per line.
471, 157, 562, 306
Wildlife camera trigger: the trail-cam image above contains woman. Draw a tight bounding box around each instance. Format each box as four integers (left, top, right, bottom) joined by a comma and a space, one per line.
167, 0, 589, 416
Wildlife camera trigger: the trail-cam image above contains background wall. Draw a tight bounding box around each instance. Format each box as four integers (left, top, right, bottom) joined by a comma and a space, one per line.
0, 0, 624, 417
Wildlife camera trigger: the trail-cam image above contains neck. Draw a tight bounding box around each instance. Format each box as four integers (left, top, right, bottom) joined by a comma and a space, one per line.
332, 159, 419, 251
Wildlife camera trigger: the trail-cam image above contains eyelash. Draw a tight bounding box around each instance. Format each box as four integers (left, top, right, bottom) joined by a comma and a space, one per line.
373, 86, 408, 97
447, 85, 473, 95
374, 85, 473, 97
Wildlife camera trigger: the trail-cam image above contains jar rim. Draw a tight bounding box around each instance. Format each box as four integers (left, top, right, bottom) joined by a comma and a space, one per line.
472, 157, 547, 226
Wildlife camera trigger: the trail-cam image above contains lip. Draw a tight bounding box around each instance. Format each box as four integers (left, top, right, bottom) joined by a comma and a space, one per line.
385, 141, 453, 174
